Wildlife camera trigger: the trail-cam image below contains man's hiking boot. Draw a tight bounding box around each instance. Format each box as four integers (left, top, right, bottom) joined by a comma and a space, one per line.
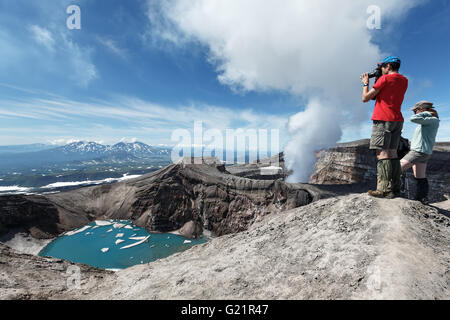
368, 190, 398, 199
376, 159, 393, 194
369, 159, 398, 199
391, 158, 402, 194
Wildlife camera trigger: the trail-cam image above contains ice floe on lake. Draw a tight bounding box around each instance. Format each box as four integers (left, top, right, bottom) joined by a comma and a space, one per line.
120, 236, 150, 250
129, 236, 147, 240
95, 220, 113, 226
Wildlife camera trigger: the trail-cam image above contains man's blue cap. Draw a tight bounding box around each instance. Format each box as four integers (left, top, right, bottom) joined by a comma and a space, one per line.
380, 56, 401, 66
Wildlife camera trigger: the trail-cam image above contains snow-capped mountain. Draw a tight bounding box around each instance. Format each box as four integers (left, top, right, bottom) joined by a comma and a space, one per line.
111, 142, 170, 156
0, 141, 172, 172
59, 141, 111, 155
56, 141, 170, 157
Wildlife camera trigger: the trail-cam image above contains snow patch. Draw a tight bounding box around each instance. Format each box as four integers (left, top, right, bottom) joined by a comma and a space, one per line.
65, 225, 91, 236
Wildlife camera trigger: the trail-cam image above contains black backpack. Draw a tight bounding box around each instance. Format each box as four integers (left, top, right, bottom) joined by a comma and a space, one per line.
398, 136, 410, 159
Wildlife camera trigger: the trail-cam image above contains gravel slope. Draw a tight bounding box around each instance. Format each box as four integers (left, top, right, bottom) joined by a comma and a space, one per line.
64, 194, 450, 300
1, 193, 449, 300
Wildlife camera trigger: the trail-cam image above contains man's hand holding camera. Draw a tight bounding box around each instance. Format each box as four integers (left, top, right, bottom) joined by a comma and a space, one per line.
361, 73, 379, 103
360, 73, 370, 86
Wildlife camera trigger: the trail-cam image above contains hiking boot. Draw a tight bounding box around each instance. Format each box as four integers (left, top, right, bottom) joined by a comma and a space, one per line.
368, 190, 398, 199
377, 159, 394, 193
414, 178, 429, 204
368, 190, 383, 197
385, 191, 399, 199
391, 158, 402, 194
368, 159, 399, 199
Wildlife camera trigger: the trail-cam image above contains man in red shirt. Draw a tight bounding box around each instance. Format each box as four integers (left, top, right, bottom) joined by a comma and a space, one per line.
360, 56, 408, 198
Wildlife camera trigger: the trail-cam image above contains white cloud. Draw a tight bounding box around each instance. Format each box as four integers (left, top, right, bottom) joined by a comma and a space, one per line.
119, 137, 138, 143
61, 33, 98, 86
48, 138, 83, 145
29, 25, 55, 51
0, 93, 291, 147
97, 36, 128, 59
0, 19, 97, 86
147, 0, 423, 182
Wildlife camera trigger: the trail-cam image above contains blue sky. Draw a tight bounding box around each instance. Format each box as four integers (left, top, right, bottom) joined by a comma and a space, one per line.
0, 0, 449, 150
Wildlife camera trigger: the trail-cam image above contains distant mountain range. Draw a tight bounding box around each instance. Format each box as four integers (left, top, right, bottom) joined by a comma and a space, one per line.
0, 140, 278, 174
57, 141, 170, 157
0, 143, 55, 154
0, 140, 278, 193
0, 141, 172, 172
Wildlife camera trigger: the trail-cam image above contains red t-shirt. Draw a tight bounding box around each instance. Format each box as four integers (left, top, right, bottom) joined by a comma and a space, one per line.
371, 73, 408, 122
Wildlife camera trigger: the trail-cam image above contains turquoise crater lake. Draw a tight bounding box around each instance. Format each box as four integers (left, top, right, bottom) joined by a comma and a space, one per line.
38, 219, 207, 270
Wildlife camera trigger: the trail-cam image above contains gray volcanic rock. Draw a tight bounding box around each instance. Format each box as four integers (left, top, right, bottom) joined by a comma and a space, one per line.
0, 243, 114, 300
2, 194, 448, 300
0, 157, 331, 242
178, 220, 203, 239
311, 139, 377, 185
226, 152, 288, 180
66, 194, 450, 300
0, 194, 89, 239
311, 140, 450, 202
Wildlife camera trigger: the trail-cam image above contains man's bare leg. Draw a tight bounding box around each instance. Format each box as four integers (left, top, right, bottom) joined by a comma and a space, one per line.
376, 149, 390, 160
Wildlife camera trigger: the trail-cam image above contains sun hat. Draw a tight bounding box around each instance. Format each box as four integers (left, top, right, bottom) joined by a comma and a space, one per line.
411, 100, 435, 111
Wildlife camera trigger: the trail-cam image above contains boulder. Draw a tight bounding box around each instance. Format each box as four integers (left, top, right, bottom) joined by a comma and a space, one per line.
178, 220, 203, 239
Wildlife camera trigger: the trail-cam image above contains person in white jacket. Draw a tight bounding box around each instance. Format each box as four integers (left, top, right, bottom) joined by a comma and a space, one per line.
401, 101, 440, 203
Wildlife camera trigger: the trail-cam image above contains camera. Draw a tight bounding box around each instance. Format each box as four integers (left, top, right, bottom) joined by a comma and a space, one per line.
368, 65, 382, 79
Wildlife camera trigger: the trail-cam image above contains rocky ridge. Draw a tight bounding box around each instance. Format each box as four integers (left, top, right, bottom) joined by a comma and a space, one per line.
1, 194, 449, 299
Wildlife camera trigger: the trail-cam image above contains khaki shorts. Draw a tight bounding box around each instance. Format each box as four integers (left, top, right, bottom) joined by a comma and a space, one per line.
402, 150, 432, 164
370, 120, 403, 150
